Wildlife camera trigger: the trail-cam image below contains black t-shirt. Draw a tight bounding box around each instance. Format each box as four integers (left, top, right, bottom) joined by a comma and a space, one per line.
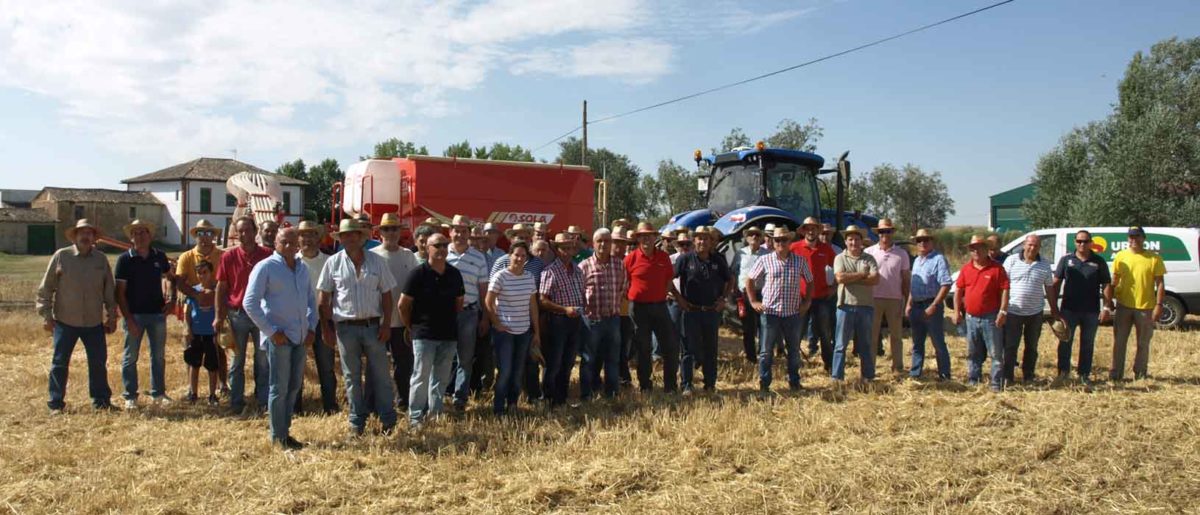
1055, 252, 1111, 313
404, 263, 465, 340
114, 248, 171, 314
674, 251, 731, 307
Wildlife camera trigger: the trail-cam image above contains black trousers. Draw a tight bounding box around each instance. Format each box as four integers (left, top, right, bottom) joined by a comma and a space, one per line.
631, 301, 679, 392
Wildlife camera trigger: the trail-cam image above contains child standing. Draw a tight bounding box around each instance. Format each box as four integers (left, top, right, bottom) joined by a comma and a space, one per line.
184, 261, 220, 405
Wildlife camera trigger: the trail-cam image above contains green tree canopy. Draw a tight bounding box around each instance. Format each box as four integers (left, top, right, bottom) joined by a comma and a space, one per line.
557, 137, 648, 225
364, 138, 428, 160
851, 163, 956, 232
443, 140, 535, 162
274, 158, 344, 223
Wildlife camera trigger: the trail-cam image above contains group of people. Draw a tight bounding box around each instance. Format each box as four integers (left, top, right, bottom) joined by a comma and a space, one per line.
37, 211, 1167, 449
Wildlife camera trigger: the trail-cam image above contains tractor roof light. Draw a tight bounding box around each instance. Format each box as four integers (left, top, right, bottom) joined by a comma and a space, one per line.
755, 141, 766, 152
694, 149, 702, 163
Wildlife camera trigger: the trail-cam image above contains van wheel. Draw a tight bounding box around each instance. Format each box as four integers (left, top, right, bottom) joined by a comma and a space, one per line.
1158, 295, 1185, 329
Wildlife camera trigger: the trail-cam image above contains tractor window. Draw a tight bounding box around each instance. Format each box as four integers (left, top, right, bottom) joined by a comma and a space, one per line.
764, 164, 820, 219
707, 164, 762, 214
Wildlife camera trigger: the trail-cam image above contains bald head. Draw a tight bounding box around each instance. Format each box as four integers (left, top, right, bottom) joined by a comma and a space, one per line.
276, 227, 300, 256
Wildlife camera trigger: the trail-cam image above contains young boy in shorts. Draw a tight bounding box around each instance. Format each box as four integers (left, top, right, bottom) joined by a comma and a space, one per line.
185, 261, 220, 405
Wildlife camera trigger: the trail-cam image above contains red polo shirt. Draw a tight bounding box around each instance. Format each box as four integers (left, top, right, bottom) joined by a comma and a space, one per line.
624, 248, 673, 303
216, 244, 272, 310
790, 239, 836, 299
956, 259, 1009, 316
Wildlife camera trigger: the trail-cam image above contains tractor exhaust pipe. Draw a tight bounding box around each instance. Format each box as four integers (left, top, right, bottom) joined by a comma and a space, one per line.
835, 151, 850, 244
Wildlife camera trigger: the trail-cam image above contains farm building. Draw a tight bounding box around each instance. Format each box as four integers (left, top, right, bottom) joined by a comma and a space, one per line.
31, 188, 165, 249
122, 158, 307, 247
0, 208, 58, 255
0, 189, 40, 209
989, 183, 1036, 233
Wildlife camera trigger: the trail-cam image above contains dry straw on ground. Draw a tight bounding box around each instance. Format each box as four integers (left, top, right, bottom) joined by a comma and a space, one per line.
1, 255, 1198, 513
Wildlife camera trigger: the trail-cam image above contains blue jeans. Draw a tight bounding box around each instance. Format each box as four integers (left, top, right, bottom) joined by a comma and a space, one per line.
453, 308, 480, 406
311, 329, 339, 412
582, 316, 621, 399
336, 323, 396, 430
682, 310, 720, 390
267, 341, 305, 441
1058, 309, 1100, 378
966, 313, 1004, 390
48, 322, 111, 409
759, 313, 803, 389
544, 314, 582, 406
228, 310, 267, 411
802, 295, 835, 371
409, 338, 456, 425
832, 305, 875, 381
909, 299, 950, 379
121, 313, 167, 400
492, 330, 532, 414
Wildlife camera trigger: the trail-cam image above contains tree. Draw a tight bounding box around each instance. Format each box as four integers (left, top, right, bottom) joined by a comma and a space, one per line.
644, 159, 701, 219
851, 163, 956, 231
766, 118, 823, 153
1027, 37, 1200, 227
443, 140, 472, 158
275, 159, 306, 181
557, 137, 648, 225
364, 138, 428, 160
305, 159, 344, 223
442, 140, 535, 162
712, 127, 751, 154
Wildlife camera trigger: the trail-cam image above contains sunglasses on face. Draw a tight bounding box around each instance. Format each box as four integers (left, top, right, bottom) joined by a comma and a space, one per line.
195, 230, 214, 237
916, 238, 932, 244
1076, 239, 1091, 244
878, 229, 894, 235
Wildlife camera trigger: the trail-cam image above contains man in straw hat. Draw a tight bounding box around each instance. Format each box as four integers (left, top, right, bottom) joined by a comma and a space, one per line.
318, 218, 399, 435
820, 223, 842, 253
745, 226, 813, 393
578, 227, 629, 399
370, 213, 419, 411
115, 219, 175, 409
480, 223, 506, 270
176, 219, 229, 396
1051, 230, 1110, 387
1001, 234, 1058, 385
865, 218, 911, 372
565, 225, 593, 263
953, 234, 1010, 392
539, 232, 587, 406
831, 225, 880, 384
532, 222, 550, 243
731, 225, 769, 364
625, 222, 688, 393
297, 220, 339, 414
663, 230, 693, 361
790, 216, 838, 371
675, 226, 732, 394
905, 228, 953, 380
243, 227, 318, 450
215, 216, 273, 415
1104, 225, 1165, 381
398, 232, 464, 429
38, 219, 118, 414
611, 228, 636, 387
444, 215, 490, 411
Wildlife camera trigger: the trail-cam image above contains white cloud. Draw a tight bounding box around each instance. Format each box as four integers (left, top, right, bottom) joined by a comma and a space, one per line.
0, 0, 822, 162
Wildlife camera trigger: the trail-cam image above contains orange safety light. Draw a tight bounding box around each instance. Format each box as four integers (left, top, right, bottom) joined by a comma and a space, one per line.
755, 141, 766, 152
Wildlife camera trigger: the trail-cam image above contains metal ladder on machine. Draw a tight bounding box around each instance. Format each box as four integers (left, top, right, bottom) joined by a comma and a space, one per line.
225, 172, 283, 246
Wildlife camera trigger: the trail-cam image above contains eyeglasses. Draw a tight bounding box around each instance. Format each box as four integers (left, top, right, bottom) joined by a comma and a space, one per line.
195, 230, 214, 237
430, 243, 449, 249
916, 238, 932, 244
878, 229, 894, 235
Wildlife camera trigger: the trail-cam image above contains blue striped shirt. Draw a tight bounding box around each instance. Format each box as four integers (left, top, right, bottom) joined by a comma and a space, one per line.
910, 251, 952, 301
489, 269, 536, 334
1003, 254, 1054, 316
491, 254, 546, 290
448, 245, 489, 306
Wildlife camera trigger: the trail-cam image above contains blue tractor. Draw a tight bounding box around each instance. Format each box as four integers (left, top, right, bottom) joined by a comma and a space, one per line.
661, 142, 880, 248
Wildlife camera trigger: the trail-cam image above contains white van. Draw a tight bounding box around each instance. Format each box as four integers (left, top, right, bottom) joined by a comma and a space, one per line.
986, 227, 1200, 329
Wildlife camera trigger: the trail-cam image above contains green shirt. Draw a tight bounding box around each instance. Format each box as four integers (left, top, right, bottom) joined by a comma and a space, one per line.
834, 251, 879, 308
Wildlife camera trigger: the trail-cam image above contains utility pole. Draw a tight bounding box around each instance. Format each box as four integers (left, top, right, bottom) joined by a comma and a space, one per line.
581, 100, 588, 166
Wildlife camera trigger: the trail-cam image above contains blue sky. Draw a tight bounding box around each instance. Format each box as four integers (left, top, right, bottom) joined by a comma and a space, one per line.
1, 0, 1197, 225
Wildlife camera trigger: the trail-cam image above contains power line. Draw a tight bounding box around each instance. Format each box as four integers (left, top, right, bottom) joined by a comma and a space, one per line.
533, 0, 1016, 154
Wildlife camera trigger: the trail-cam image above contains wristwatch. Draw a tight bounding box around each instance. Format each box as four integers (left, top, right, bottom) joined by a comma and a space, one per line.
998, 310, 1008, 316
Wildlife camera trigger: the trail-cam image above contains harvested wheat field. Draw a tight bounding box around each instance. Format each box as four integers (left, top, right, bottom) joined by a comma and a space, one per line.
2, 286, 1199, 512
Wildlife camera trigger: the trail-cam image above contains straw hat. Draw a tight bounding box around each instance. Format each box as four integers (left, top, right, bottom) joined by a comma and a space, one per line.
842, 225, 866, 239
505, 223, 533, 239
448, 214, 471, 229
693, 226, 722, 240
482, 222, 500, 234
378, 213, 404, 228
769, 226, 794, 241
875, 218, 896, 231
611, 228, 633, 242
763, 223, 778, 237
333, 218, 371, 238
800, 216, 821, 231
744, 225, 763, 236
123, 219, 156, 240
913, 228, 935, 241
633, 222, 658, 237
673, 231, 693, 245
469, 227, 487, 240
296, 220, 325, 236
551, 232, 577, 247
189, 219, 219, 237
532, 222, 549, 233
1050, 319, 1069, 341
967, 234, 989, 248
417, 217, 441, 230
65, 219, 103, 240
611, 218, 632, 230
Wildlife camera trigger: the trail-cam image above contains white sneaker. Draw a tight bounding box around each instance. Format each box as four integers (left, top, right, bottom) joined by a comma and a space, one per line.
152, 395, 173, 406
124, 399, 138, 410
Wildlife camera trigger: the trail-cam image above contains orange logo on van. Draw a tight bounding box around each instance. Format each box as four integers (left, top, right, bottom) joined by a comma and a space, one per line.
1090, 236, 1107, 253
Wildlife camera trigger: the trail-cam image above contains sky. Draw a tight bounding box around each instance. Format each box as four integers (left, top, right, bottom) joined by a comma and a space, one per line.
1, 0, 1198, 226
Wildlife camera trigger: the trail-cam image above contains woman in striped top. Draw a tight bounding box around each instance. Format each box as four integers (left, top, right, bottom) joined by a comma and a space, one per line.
485, 241, 541, 415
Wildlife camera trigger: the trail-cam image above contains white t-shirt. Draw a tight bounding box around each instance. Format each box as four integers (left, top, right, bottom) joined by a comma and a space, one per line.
372, 245, 419, 328
488, 269, 536, 334
300, 250, 329, 295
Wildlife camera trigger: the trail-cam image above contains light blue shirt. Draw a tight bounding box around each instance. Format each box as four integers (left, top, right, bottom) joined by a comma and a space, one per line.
484, 247, 506, 271
244, 252, 318, 349
735, 246, 770, 292
910, 250, 952, 301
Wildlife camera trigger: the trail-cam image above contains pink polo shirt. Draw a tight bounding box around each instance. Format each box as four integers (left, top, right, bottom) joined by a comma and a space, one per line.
864, 244, 910, 300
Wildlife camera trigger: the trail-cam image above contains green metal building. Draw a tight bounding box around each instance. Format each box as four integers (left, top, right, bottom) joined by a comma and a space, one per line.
989, 183, 1036, 233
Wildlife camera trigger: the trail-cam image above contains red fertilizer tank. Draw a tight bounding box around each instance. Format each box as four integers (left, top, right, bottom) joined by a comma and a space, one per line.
335, 155, 596, 243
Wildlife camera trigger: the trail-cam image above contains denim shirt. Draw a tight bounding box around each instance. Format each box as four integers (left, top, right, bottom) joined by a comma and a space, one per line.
911, 251, 952, 301
244, 253, 318, 348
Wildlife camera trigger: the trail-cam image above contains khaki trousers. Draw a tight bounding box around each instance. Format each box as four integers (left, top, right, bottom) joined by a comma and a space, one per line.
1112, 305, 1154, 380
872, 298, 905, 372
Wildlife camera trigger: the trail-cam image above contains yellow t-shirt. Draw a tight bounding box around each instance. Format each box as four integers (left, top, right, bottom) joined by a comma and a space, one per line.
1112, 249, 1166, 310
175, 246, 224, 289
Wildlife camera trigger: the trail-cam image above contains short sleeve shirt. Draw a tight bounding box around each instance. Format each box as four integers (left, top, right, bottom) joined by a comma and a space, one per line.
747, 252, 813, 317
790, 239, 837, 299
216, 244, 272, 310
114, 248, 172, 314
1055, 253, 1111, 313
489, 269, 536, 334
624, 248, 673, 303
176, 247, 223, 289
186, 285, 217, 336
403, 263, 465, 340
1003, 254, 1055, 317
674, 252, 730, 307
1112, 249, 1166, 310
956, 260, 1010, 316
372, 246, 419, 327
447, 245, 489, 306
316, 250, 397, 322
864, 245, 910, 300
910, 251, 953, 301
834, 252, 879, 307
540, 259, 587, 310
